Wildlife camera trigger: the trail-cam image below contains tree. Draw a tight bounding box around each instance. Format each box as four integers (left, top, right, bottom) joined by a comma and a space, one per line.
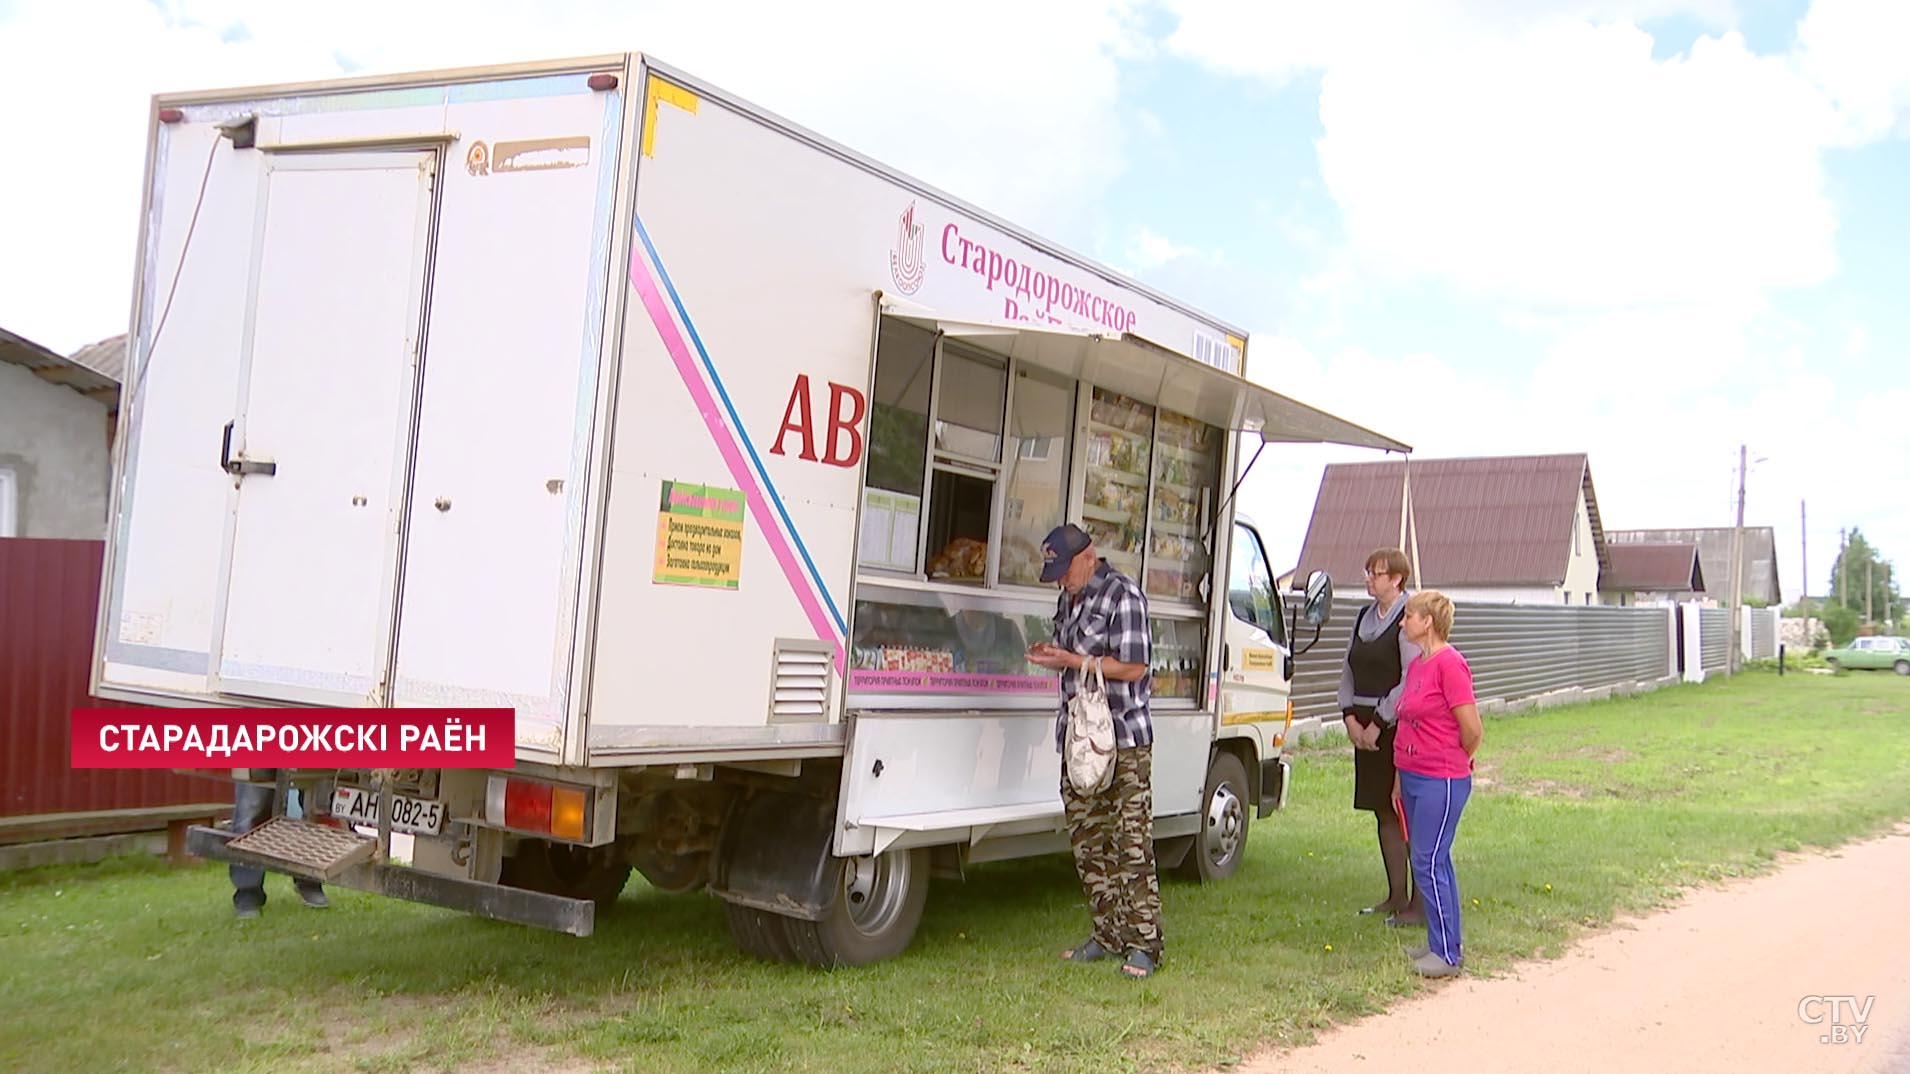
1821, 602, 1860, 647
1827, 529, 1904, 628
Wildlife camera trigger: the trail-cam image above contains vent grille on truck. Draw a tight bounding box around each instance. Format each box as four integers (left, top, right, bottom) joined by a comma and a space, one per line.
770, 639, 832, 723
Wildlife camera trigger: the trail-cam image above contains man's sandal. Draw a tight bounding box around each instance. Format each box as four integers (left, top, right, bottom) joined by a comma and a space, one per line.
1121, 950, 1158, 978
1061, 938, 1113, 962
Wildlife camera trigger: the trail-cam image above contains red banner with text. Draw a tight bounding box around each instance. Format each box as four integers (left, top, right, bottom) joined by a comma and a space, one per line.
70, 708, 516, 769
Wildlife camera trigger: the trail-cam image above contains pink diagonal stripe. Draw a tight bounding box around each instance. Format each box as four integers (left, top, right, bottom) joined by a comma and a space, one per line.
628, 242, 845, 674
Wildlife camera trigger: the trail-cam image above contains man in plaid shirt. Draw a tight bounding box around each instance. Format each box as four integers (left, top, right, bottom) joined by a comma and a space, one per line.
1026, 523, 1161, 978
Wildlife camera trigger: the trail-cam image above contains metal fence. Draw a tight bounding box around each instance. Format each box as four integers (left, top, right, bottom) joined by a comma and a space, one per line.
1699, 607, 1731, 673
1749, 608, 1777, 660
0, 538, 219, 822
1290, 600, 1675, 724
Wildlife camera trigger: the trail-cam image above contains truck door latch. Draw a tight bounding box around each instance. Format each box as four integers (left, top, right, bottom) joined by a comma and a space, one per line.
219, 420, 278, 477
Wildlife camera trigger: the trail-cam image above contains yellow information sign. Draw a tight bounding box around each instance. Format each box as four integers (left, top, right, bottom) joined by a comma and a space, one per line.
1241, 648, 1279, 670
653, 480, 745, 589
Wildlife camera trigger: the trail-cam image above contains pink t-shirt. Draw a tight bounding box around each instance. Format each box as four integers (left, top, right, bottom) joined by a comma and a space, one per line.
1393, 646, 1477, 778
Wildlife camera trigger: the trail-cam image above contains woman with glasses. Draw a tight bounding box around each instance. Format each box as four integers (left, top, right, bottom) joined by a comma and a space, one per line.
1337, 548, 1421, 924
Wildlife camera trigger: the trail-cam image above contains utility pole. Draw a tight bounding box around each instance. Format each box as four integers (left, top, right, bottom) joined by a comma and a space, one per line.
1800, 500, 1808, 612
1840, 528, 1848, 606
1728, 444, 1746, 674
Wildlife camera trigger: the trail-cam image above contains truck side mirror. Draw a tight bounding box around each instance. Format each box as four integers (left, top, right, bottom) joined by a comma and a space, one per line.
1301, 570, 1333, 627
1288, 570, 1335, 658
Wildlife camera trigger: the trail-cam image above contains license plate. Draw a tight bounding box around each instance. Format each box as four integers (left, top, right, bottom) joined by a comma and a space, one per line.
330, 786, 446, 836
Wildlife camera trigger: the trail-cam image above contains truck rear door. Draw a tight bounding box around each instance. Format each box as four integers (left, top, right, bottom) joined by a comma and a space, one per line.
214, 150, 437, 705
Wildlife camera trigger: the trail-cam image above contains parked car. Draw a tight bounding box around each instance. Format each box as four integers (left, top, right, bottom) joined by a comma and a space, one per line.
1823, 636, 1910, 674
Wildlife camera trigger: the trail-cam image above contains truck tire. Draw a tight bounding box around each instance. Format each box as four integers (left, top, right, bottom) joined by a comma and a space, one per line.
724, 902, 798, 963
499, 839, 632, 909
1826, 657, 1840, 671
1896, 660, 1909, 676
1177, 751, 1249, 883
780, 847, 930, 967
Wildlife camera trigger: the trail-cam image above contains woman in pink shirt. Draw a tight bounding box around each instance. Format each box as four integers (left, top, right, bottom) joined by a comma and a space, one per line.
1391, 590, 1483, 978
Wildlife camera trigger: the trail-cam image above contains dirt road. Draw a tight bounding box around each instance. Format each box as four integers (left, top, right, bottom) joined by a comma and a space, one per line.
1232, 826, 1910, 1074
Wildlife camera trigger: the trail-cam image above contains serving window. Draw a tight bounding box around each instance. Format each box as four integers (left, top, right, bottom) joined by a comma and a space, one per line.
851, 315, 1227, 707
847, 586, 1208, 707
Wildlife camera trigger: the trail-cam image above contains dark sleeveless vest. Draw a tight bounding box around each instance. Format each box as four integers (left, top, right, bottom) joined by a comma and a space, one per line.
1347, 602, 1406, 701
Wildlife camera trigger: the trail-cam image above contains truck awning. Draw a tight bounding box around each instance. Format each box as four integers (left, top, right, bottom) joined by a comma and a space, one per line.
880, 308, 1411, 454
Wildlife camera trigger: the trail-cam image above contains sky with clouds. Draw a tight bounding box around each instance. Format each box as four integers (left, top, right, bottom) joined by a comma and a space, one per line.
2, 0, 1905, 602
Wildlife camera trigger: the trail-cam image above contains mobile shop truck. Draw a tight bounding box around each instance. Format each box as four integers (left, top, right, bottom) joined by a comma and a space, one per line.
94, 53, 1407, 966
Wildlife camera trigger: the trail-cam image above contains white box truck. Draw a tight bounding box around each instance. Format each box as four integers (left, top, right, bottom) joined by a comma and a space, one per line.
93, 53, 1406, 965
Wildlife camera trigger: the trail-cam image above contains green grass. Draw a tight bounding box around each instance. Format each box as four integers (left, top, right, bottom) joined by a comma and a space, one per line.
3, 671, 1907, 1074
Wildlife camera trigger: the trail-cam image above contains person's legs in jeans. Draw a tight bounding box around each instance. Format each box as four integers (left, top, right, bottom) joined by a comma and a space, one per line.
229, 775, 274, 913
284, 786, 327, 905
1400, 770, 1471, 965
229, 772, 326, 913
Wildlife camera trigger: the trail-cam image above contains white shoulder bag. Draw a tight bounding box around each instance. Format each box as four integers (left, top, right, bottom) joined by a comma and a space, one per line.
1065, 657, 1117, 794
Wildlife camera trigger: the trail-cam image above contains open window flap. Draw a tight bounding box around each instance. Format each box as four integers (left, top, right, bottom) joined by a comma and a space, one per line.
879, 305, 1411, 454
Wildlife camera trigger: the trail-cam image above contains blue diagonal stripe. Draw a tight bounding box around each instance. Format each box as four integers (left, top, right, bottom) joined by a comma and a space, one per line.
634, 217, 848, 636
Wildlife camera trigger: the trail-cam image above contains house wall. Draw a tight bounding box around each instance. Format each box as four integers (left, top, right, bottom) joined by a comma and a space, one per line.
1559, 489, 1601, 605
1602, 590, 1686, 607
0, 363, 110, 539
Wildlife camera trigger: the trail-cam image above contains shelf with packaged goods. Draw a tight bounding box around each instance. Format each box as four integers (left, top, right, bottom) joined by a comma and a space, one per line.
1082, 504, 1131, 525
1152, 441, 1214, 464
1089, 464, 1150, 487
1088, 418, 1154, 442
1151, 478, 1205, 497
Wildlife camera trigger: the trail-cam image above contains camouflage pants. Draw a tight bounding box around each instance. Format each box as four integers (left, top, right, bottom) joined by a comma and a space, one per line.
1061, 744, 1161, 960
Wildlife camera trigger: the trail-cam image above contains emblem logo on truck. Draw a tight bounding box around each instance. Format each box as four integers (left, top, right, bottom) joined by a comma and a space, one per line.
889, 201, 926, 294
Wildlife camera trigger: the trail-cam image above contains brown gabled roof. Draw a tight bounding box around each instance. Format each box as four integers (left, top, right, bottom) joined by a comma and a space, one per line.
68, 334, 127, 384
1607, 527, 1781, 605
1603, 542, 1705, 593
1291, 453, 1608, 588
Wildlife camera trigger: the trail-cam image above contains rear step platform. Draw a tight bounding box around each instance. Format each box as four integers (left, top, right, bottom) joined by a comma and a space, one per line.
189, 824, 596, 936
227, 816, 375, 880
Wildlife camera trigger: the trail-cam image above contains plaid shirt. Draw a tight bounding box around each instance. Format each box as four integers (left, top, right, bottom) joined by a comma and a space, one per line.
1053, 560, 1153, 749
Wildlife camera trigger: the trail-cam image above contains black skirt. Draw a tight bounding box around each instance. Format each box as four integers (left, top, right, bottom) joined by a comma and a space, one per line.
1347, 706, 1398, 812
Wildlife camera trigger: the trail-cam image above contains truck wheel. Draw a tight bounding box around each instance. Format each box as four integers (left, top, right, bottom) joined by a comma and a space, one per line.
1178, 751, 1249, 883
500, 839, 632, 909
724, 902, 798, 962
1896, 660, 1909, 676
1826, 657, 1840, 671
780, 847, 929, 967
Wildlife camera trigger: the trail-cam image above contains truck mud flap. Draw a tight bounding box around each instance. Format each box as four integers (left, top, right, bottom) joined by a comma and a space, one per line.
186, 825, 595, 936
708, 791, 837, 922
1257, 757, 1290, 819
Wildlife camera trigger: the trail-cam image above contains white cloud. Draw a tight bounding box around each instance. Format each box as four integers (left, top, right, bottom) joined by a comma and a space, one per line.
1174, 1, 1910, 591
1170, 5, 1845, 308
0, 0, 1145, 352
1796, 0, 1910, 143
1233, 325, 1892, 602
1162, 1, 1741, 85
1126, 227, 1200, 270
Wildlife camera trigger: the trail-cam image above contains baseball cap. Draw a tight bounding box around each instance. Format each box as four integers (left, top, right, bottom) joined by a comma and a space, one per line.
1039, 523, 1094, 583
